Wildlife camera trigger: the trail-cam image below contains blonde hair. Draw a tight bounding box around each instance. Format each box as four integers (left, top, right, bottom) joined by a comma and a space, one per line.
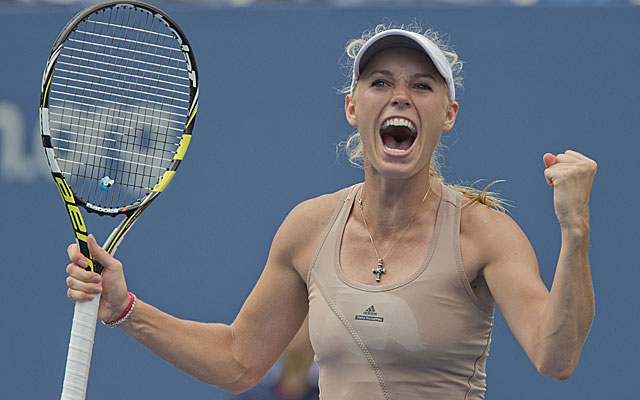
339, 22, 507, 212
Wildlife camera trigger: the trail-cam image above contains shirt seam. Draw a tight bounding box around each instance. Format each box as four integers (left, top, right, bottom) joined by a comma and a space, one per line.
311, 268, 391, 400
465, 318, 494, 400
452, 188, 495, 314
306, 184, 358, 287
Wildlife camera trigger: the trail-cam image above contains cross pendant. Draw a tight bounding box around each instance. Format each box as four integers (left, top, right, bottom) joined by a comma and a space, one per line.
372, 258, 386, 282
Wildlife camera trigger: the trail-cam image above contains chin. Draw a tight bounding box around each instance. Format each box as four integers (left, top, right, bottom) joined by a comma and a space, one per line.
369, 157, 430, 181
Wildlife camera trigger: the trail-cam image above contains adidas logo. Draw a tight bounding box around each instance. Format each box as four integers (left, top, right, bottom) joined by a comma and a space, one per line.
355, 305, 384, 323
363, 305, 377, 315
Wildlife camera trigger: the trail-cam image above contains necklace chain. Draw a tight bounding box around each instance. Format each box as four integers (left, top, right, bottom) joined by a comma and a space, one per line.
358, 182, 432, 282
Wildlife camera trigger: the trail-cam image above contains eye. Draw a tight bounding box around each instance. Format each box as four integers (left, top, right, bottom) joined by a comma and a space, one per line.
414, 82, 433, 91
371, 79, 390, 88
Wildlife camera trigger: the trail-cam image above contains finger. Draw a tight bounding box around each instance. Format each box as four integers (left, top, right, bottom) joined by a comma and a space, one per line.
563, 149, 587, 159
66, 243, 89, 268
557, 149, 595, 164
87, 233, 102, 255
67, 287, 96, 302
555, 153, 581, 163
66, 274, 103, 294
87, 234, 117, 271
66, 243, 77, 259
564, 150, 598, 171
544, 168, 554, 187
554, 152, 598, 176
543, 153, 559, 186
67, 263, 101, 283
543, 153, 558, 168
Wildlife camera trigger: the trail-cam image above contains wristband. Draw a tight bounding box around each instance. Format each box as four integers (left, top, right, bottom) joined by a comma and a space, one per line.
102, 292, 136, 328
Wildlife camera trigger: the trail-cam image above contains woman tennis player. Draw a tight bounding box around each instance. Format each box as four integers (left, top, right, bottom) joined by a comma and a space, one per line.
65, 24, 597, 399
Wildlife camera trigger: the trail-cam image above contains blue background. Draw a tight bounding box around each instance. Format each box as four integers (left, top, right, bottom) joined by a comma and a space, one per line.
0, 3, 638, 399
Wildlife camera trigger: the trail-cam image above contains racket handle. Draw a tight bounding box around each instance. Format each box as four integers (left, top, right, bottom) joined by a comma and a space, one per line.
60, 295, 100, 400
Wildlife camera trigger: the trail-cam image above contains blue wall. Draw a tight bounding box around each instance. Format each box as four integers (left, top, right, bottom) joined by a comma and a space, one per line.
1, 4, 638, 399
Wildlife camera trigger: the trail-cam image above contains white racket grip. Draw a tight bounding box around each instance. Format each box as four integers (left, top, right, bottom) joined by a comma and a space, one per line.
60, 294, 100, 400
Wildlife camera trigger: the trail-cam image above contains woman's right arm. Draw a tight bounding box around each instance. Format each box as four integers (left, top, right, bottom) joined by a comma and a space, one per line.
66, 200, 317, 394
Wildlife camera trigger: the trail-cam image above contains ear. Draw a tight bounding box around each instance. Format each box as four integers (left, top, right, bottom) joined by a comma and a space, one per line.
443, 100, 459, 132
345, 94, 357, 127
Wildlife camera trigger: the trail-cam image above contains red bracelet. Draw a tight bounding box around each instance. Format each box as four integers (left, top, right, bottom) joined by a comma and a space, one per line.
115, 292, 135, 321
102, 292, 136, 328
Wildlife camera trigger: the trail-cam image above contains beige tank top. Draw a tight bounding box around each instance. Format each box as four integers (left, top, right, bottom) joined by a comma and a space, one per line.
307, 183, 495, 400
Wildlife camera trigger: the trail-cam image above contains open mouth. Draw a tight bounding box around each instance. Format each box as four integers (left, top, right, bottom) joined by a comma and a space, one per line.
380, 117, 417, 154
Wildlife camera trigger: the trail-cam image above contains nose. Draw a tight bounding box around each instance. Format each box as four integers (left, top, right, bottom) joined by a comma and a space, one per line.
391, 84, 411, 108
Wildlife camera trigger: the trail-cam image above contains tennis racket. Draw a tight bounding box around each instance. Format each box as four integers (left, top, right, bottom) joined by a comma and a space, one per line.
39, 1, 198, 398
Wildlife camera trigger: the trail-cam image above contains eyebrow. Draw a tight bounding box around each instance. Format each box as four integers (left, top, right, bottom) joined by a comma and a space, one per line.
364, 69, 439, 82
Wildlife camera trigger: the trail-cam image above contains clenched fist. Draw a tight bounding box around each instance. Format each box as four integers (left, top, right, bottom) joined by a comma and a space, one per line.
543, 150, 597, 227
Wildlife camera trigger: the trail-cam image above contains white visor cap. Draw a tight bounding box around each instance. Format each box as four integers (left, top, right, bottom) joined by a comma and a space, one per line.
350, 29, 455, 101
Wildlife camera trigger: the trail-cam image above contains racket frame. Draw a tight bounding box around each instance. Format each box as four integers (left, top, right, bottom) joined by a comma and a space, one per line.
39, 1, 198, 398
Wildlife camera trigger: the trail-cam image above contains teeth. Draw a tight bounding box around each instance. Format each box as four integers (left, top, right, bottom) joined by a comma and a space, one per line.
384, 146, 407, 153
382, 118, 416, 133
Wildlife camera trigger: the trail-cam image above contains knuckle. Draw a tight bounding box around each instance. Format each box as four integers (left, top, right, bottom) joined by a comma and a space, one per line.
68, 263, 81, 278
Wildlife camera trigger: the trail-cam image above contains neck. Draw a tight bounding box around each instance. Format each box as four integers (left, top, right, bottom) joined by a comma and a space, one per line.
359, 169, 436, 236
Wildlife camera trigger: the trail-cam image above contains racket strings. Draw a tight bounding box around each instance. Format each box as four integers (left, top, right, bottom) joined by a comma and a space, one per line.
50, 72, 190, 108
54, 61, 191, 97
48, 5, 190, 210
48, 105, 185, 134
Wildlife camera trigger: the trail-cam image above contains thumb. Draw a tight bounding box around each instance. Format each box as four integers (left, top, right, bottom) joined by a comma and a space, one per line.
87, 234, 115, 270
542, 153, 558, 187
543, 153, 558, 169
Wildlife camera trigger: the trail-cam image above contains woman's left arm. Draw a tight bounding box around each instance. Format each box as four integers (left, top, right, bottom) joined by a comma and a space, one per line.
479, 150, 597, 380
535, 150, 597, 378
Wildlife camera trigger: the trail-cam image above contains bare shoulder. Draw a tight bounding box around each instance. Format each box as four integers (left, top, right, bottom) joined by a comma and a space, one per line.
280, 186, 351, 239
460, 199, 534, 276
271, 186, 355, 277
461, 200, 521, 240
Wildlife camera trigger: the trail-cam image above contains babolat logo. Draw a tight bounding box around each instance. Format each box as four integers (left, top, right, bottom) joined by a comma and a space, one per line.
355, 305, 383, 322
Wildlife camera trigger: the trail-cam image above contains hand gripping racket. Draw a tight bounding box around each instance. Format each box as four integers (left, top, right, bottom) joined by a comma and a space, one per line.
39, 1, 198, 398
